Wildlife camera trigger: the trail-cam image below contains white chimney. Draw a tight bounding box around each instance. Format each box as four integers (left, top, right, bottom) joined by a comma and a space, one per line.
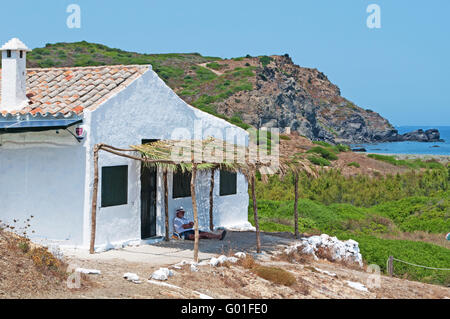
1, 38, 31, 112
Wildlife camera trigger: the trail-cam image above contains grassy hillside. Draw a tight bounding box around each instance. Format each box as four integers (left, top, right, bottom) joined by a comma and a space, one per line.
25, 41, 256, 130
250, 166, 450, 286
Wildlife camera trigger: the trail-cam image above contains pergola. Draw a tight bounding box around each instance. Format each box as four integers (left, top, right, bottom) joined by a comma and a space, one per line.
89, 138, 276, 262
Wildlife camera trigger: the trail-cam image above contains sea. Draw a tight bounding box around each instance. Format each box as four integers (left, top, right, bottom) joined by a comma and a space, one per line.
352, 126, 450, 155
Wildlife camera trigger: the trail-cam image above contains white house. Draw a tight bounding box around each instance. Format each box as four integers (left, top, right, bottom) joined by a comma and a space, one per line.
0, 38, 252, 251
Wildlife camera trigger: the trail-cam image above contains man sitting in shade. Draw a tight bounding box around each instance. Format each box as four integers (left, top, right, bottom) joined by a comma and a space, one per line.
173, 207, 226, 240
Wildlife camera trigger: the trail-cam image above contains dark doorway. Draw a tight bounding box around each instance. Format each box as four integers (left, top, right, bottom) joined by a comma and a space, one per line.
140, 139, 158, 239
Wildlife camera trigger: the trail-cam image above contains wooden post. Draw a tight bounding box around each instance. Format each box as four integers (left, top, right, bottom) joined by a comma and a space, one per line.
294, 172, 300, 239
388, 256, 394, 276
191, 164, 200, 262
251, 173, 261, 254
209, 169, 215, 231
163, 169, 169, 241
90, 144, 100, 254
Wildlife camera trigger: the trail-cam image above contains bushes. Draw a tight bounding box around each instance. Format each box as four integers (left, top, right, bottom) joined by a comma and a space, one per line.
369, 196, 450, 233
352, 235, 450, 286
259, 56, 272, 67
206, 62, 223, 70
255, 168, 449, 207
368, 154, 445, 170
249, 197, 450, 285
333, 144, 351, 153
308, 156, 331, 167
307, 146, 338, 161
348, 162, 361, 168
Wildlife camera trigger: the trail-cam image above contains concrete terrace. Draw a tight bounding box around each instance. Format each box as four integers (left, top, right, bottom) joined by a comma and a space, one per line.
62, 231, 295, 266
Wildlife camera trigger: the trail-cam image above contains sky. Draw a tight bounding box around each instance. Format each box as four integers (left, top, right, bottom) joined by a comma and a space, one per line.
0, 0, 448, 126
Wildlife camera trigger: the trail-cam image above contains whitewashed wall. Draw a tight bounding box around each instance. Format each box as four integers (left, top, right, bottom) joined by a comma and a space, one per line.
0, 130, 85, 246
84, 66, 250, 251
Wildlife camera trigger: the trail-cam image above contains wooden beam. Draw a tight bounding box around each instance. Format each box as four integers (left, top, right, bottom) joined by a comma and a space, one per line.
294, 172, 300, 239
90, 144, 100, 254
191, 164, 200, 262
163, 169, 169, 241
209, 169, 215, 231
251, 173, 261, 254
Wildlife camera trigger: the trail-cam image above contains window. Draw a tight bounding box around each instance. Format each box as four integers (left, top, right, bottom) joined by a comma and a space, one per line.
7, 50, 11, 58
172, 171, 192, 198
101, 165, 128, 207
220, 171, 237, 196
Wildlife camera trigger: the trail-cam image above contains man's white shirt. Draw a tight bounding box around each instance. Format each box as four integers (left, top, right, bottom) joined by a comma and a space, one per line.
173, 216, 193, 234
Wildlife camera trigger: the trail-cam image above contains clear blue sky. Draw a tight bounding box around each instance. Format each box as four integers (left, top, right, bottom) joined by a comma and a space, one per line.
1, 0, 449, 126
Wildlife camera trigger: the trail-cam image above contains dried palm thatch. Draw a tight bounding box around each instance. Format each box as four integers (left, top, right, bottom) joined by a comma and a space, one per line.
131, 137, 258, 174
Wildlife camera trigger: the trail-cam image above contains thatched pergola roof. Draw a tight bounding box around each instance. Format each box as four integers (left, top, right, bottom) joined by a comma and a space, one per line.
130, 137, 277, 174
89, 135, 316, 259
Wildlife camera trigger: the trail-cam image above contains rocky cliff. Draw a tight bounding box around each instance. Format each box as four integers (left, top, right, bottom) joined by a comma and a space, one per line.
209, 55, 441, 144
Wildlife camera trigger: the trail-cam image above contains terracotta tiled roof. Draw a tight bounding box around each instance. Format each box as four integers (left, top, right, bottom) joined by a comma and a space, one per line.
0, 65, 149, 117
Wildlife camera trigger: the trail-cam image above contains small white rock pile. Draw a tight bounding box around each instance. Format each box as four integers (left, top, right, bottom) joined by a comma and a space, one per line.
151, 268, 174, 281
148, 252, 247, 281
285, 234, 363, 267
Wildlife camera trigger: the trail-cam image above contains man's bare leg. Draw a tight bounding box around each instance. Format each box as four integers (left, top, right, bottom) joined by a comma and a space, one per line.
186, 230, 224, 240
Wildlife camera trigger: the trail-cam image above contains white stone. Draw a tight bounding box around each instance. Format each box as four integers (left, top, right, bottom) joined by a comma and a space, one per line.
75, 268, 101, 275
287, 234, 364, 267
314, 267, 337, 277
190, 264, 199, 272
123, 273, 140, 282
209, 257, 220, 267
151, 268, 173, 281
346, 281, 369, 292
234, 252, 246, 259
217, 255, 228, 264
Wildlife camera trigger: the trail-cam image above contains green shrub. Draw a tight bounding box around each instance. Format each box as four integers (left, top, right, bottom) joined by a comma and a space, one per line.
206, 62, 223, 70
259, 56, 272, 67
308, 155, 331, 167
352, 235, 450, 285
254, 168, 449, 207
333, 144, 351, 152
367, 154, 444, 170
248, 197, 450, 285
348, 162, 361, 168
307, 146, 338, 161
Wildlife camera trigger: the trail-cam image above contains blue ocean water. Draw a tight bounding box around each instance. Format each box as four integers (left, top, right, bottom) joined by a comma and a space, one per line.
353, 126, 450, 155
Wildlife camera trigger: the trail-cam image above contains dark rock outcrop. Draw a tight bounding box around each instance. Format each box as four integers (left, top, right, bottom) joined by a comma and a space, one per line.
396, 129, 444, 142
214, 55, 442, 144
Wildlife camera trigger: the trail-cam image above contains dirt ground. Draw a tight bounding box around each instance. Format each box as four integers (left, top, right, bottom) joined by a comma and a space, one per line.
5, 231, 447, 300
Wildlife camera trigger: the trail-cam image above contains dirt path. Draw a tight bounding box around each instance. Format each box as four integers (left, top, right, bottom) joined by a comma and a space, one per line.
32, 253, 450, 299
29, 233, 450, 299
